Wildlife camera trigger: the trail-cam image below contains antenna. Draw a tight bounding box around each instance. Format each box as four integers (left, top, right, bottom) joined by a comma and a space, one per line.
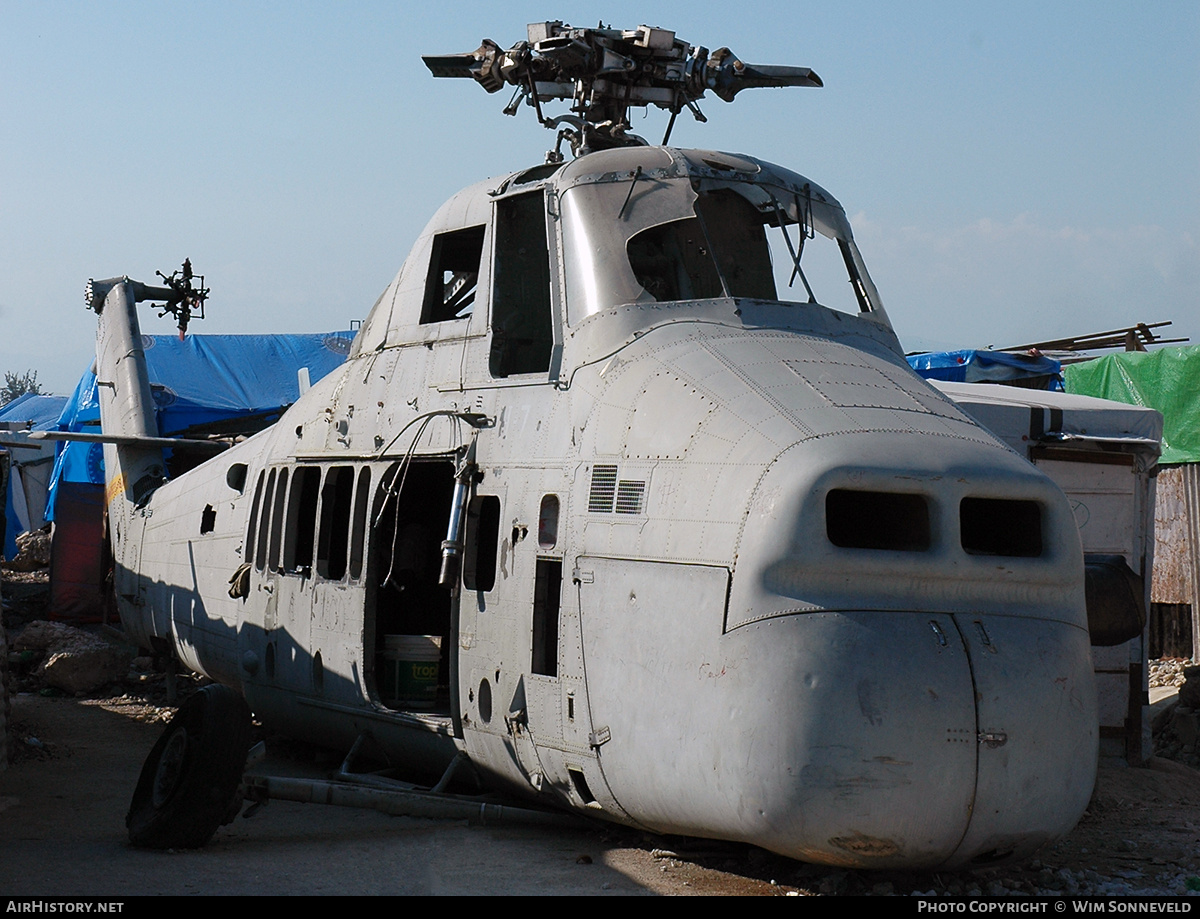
424, 22, 821, 159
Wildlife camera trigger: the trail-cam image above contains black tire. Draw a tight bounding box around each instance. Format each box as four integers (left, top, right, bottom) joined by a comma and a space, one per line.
126, 684, 252, 849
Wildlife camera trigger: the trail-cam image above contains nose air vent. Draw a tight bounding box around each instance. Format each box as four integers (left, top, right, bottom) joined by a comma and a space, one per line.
588, 465, 618, 513
960, 497, 1042, 557
826, 489, 931, 551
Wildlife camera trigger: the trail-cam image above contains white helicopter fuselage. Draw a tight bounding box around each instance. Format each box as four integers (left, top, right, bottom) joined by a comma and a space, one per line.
98, 146, 1096, 869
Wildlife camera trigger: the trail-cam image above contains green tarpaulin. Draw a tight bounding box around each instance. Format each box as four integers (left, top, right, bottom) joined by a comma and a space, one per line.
1064, 344, 1200, 464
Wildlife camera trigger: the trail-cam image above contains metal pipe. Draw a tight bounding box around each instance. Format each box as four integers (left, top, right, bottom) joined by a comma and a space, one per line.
243, 774, 578, 828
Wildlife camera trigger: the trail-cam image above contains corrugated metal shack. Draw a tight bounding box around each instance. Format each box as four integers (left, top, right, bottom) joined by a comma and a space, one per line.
1066, 344, 1200, 661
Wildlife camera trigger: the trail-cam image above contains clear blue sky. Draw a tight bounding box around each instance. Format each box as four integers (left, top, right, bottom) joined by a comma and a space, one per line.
3, 1, 1197, 394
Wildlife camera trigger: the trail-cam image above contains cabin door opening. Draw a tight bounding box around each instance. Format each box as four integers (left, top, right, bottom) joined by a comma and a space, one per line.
365, 459, 456, 716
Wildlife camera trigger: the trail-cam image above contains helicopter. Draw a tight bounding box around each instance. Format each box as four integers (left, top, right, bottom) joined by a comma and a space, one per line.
72, 22, 1097, 869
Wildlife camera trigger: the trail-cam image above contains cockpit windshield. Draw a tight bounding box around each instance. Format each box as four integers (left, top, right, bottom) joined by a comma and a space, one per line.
626, 189, 776, 302
560, 166, 879, 326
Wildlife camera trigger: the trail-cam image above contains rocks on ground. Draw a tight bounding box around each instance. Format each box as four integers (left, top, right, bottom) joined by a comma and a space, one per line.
0, 526, 51, 572
1152, 660, 1200, 769
1152, 657, 1195, 690
12, 619, 135, 694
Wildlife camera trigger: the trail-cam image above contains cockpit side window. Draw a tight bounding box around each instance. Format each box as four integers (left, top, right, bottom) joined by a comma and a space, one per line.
421, 225, 485, 323
490, 192, 553, 377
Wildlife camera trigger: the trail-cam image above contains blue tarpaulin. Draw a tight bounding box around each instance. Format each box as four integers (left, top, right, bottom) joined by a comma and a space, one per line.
1, 393, 69, 557
907, 349, 1063, 390
46, 331, 354, 519
0, 393, 69, 429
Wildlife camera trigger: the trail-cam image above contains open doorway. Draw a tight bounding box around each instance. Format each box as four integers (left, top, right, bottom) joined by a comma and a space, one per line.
365, 459, 456, 715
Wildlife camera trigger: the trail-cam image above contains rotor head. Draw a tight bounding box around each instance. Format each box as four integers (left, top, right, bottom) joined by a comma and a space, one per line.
424, 22, 821, 158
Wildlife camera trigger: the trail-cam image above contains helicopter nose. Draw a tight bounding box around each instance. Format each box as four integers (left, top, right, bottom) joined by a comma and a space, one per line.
701, 604, 1094, 868
715, 435, 1095, 866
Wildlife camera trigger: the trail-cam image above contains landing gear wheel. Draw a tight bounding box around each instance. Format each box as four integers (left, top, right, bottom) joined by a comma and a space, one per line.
126, 684, 252, 849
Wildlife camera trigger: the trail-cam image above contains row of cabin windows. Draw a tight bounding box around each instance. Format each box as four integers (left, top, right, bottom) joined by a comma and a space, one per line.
244, 459, 562, 609
245, 465, 371, 581
420, 192, 554, 378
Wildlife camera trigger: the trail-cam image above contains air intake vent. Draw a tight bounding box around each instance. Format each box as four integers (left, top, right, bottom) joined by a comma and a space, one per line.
615, 480, 646, 515
588, 465, 618, 513
960, 498, 1042, 557
826, 489, 931, 551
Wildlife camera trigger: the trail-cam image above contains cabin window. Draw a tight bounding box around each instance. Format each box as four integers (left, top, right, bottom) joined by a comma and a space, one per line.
960, 498, 1043, 558
421, 225, 485, 323
826, 489, 931, 552
226, 462, 248, 493
531, 558, 562, 677
268, 467, 289, 572
283, 466, 320, 574
349, 466, 371, 581
245, 470, 265, 564
764, 231, 868, 317
462, 495, 501, 592
490, 192, 553, 377
538, 494, 559, 548
317, 465, 354, 580
255, 469, 276, 571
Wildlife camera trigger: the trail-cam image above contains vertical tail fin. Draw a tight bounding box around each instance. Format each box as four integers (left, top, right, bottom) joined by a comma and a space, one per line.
85, 267, 208, 652
88, 277, 169, 516
86, 264, 208, 519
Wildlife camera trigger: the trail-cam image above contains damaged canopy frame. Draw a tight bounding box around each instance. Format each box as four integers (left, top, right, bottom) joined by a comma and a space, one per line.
558, 152, 884, 324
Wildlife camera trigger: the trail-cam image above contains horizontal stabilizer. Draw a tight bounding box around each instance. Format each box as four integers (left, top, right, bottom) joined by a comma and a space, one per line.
27, 430, 228, 452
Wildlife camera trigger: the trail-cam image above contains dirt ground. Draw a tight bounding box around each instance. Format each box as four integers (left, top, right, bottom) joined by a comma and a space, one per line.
2, 689, 1199, 897
0, 693, 775, 896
